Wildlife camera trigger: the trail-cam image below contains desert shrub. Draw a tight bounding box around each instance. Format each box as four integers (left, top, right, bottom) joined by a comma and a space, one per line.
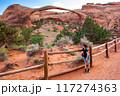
0, 48, 8, 61
9, 45, 27, 51
53, 27, 58, 32
47, 28, 50, 31
44, 43, 51, 48
0, 21, 19, 47
62, 22, 65, 25
72, 52, 83, 67
60, 27, 72, 38
70, 52, 76, 56
21, 27, 33, 45
81, 16, 109, 44
54, 12, 58, 15
26, 44, 39, 56
34, 58, 39, 63
72, 16, 109, 44
32, 18, 45, 29
73, 28, 83, 44
31, 33, 44, 47
56, 34, 62, 41
63, 48, 68, 51
50, 41, 55, 47
58, 22, 61, 25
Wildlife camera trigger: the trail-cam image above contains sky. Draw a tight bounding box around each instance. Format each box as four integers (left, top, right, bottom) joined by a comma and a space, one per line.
0, 0, 120, 15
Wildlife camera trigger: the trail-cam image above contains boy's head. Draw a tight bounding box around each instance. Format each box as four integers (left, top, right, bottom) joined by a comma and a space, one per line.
83, 44, 87, 48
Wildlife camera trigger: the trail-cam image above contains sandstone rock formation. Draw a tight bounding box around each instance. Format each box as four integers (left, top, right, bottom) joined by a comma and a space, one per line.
0, 2, 120, 32
0, 4, 84, 27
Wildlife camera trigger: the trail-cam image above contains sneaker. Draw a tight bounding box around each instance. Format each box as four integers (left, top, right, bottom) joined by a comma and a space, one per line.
88, 69, 90, 72
84, 69, 87, 73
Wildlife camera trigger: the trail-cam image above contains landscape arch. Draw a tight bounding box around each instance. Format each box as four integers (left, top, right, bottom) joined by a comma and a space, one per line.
29, 5, 86, 24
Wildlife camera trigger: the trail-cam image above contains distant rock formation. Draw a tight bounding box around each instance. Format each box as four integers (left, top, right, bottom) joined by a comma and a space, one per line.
0, 2, 120, 32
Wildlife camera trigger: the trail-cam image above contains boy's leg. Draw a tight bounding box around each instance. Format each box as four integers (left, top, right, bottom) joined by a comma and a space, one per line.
87, 56, 90, 72
84, 57, 87, 73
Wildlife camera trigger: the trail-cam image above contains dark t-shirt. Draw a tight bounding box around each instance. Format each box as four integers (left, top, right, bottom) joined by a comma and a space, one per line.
82, 48, 88, 58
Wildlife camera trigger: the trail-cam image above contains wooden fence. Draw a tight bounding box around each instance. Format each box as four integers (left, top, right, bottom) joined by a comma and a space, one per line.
0, 38, 120, 80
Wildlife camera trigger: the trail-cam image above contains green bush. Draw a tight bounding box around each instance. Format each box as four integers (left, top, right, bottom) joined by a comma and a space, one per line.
21, 27, 33, 45
56, 34, 62, 41
81, 16, 109, 44
34, 58, 39, 63
32, 18, 45, 29
31, 33, 44, 47
0, 48, 8, 61
73, 28, 83, 44
53, 27, 58, 32
0, 21, 19, 47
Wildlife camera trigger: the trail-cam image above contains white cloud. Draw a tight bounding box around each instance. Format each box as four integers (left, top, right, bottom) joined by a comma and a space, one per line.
32, 6, 41, 8
51, 0, 120, 10
48, 1, 68, 12
53, 1, 64, 7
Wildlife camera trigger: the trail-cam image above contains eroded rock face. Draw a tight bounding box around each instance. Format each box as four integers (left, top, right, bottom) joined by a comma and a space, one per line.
1, 4, 33, 27
0, 4, 57, 27
0, 4, 85, 27
1, 2, 120, 32
81, 2, 120, 32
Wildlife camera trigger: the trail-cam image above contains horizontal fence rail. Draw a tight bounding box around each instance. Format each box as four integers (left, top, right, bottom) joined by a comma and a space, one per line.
0, 64, 44, 77
108, 44, 115, 49
48, 49, 83, 55
92, 43, 106, 50
39, 64, 86, 80
107, 39, 115, 44
49, 58, 83, 65
92, 49, 107, 57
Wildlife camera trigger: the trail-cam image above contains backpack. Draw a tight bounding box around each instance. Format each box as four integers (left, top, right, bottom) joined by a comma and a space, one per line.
82, 52, 84, 57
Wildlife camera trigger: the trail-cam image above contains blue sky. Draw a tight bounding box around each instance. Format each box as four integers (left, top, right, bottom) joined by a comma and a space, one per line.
0, 0, 120, 15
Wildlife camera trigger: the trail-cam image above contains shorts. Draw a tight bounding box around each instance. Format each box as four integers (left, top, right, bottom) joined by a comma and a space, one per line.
84, 56, 89, 63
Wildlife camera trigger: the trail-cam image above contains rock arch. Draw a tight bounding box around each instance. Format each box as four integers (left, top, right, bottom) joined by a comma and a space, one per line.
30, 5, 85, 20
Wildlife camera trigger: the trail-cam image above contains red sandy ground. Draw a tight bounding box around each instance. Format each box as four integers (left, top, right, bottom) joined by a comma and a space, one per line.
0, 44, 120, 80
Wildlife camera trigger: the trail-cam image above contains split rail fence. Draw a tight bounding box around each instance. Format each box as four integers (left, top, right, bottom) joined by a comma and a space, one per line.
0, 38, 120, 80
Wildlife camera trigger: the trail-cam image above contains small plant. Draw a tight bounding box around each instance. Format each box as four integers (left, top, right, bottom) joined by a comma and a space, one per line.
54, 12, 58, 15
44, 43, 51, 48
26, 44, 39, 56
58, 22, 61, 25
72, 52, 82, 67
53, 27, 58, 32
70, 52, 76, 56
50, 41, 55, 47
63, 48, 68, 51
56, 34, 62, 41
47, 28, 50, 31
0, 48, 8, 61
34, 58, 39, 63
9, 45, 27, 51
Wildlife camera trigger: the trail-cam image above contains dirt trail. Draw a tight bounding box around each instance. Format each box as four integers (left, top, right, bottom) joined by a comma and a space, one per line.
50, 48, 120, 80
0, 45, 120, 80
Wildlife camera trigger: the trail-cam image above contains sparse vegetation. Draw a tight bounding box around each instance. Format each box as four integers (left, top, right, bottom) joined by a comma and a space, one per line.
31, 33, 44, 47
0, 48, 8, 61
21, 27, 33, 45
34, 58, 39, 63
0, 21, 19, 47
81, 16, 109, 44
26, 44, 39, 56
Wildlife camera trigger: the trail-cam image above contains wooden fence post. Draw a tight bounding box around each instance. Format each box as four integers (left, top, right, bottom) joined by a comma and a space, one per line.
44, 50, 48, 80
89, 46, 92, 68
114, 39, 117, 52
105, 42, 109, 58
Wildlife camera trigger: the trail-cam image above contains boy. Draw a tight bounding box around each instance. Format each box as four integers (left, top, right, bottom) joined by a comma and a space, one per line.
81, 44, 90, 73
